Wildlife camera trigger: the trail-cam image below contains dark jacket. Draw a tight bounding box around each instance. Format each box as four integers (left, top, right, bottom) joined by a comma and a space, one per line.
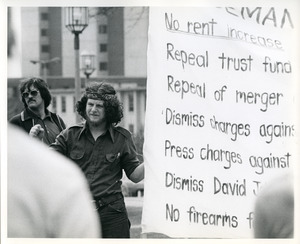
10, 108, 66, 144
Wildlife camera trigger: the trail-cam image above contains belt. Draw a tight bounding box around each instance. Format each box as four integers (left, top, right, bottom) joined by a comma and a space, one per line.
92, 193, 123, 210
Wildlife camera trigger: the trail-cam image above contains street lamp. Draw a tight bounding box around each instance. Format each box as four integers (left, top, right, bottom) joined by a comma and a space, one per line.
65, 7, 89, 123
30, 57, 60, 83
81, 51, 95, 85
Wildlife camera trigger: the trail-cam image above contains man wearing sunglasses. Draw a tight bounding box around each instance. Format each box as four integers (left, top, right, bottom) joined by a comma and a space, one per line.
10, 77, 66, 145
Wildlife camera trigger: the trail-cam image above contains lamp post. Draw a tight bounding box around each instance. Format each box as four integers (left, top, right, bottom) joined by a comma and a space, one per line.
81, 51, 95, 86
30, 57, 60, 83
65, 7, 89, 123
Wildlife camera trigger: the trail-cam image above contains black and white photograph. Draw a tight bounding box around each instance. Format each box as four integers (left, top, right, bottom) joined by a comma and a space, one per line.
2, 0, 299, 243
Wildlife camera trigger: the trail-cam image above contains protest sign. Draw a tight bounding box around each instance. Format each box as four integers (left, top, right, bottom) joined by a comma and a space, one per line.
142, 6, 299, 238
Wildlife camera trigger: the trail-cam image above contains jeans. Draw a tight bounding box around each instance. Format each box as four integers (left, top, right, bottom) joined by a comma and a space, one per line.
97, 198, 131, 238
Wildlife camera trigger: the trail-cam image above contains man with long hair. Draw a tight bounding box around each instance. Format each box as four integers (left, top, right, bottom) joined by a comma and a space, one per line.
50, 82, 144, 238
10, 77, 66, 144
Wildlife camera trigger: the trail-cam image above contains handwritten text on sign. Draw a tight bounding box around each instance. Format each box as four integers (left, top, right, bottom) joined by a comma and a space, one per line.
142, 7, 297, 238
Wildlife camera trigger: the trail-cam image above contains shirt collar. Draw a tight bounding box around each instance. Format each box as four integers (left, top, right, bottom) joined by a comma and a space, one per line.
108, 125, 115, 143
44, 110, 52, 121
79, 122, 115, 143
23, 108, 51, 120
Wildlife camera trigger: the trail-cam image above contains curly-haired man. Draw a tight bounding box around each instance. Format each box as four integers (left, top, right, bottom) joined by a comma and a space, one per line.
50, 82, 144, 238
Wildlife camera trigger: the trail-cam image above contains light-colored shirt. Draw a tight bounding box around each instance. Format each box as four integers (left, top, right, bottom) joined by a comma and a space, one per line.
8, 125, 100, 238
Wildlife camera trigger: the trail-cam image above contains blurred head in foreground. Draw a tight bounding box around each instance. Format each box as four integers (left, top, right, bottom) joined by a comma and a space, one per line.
7, 125, 100, 238
254, 172, 294, 238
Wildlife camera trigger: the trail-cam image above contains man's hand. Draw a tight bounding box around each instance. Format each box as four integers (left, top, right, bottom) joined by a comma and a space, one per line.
29, 124, 45, 141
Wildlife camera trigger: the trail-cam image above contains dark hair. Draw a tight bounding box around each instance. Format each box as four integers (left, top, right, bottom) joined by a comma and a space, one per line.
19, 77, 52, 108
76, 82, 123, 125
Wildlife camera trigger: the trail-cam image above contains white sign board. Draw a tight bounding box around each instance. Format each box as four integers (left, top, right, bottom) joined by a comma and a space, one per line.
142, 6, 299, 238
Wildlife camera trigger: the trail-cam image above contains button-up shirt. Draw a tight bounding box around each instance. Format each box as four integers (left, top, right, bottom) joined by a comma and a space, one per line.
50, 122, 141, 198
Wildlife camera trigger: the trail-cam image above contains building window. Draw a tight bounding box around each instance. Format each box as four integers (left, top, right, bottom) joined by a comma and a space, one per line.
41, 12, 48, 20
41, 28, 48, 36
41, 45, 50, 53
99, 62, 108, 71
61, 96, 66, 113
52, 96, 57, 113
129, 124, 134, 133
98, 25, 107, 34
100, 43, 107, 52
128, 92, 134, 112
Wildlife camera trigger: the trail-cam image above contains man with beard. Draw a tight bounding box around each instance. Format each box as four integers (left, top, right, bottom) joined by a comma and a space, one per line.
10, 77, 66, 145
50, 82, 144, 238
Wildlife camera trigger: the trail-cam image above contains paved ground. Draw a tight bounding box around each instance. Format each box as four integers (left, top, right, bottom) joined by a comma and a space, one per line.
125, 197, 143, 238
125, 197, 169, 238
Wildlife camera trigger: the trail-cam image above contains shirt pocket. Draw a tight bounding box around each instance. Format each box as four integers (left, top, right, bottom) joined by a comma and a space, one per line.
105, 153, 121, 171
70, 148, 85, 163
